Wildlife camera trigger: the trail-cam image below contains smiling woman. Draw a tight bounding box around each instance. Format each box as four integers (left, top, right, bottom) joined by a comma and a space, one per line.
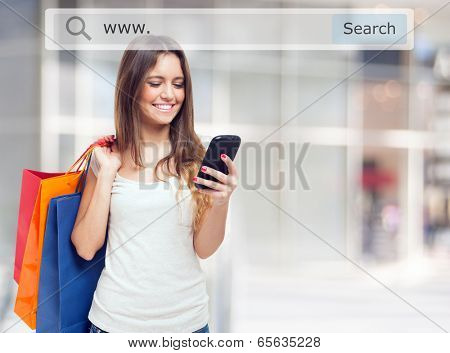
69, 35, 239, 333
141, 57, 186, 121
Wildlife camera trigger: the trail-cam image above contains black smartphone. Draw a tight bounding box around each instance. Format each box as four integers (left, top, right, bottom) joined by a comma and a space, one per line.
195, 135, 241, 190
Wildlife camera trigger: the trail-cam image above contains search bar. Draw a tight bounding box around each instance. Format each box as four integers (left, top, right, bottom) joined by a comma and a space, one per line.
45, 8, 414, 50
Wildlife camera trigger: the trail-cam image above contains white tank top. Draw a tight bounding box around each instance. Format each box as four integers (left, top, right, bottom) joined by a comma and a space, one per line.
87, 152, 209, 332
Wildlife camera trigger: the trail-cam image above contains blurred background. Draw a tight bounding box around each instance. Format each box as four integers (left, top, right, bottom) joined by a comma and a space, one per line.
1, 0, 450, 333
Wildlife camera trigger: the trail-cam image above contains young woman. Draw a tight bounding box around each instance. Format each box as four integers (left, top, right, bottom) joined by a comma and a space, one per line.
70, 35, 238, 333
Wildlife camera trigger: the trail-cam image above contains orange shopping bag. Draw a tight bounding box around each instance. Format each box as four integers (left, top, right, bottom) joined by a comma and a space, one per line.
14, 137, 113, 329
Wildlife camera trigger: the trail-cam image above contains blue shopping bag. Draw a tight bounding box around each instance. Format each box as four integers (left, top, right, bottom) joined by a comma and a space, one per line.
37, 157, 107, 332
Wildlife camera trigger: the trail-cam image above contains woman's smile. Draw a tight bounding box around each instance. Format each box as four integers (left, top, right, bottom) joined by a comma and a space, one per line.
152, 103, 175, 112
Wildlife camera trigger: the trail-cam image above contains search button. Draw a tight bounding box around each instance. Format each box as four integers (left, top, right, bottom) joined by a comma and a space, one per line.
66, 16, 92, 41
332, 14, 407, 45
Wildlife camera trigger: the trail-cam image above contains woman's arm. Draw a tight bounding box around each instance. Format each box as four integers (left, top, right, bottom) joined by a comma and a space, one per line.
192, 154, 238, 259
71, 144, 121, 260
193, 202, 229, 259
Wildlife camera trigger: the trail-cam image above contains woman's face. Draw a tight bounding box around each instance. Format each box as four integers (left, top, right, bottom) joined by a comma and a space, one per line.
138, 53, 185, 126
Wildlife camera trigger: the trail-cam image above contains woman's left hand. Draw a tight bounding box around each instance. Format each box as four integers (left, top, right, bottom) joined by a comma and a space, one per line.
194, 154, 238, 207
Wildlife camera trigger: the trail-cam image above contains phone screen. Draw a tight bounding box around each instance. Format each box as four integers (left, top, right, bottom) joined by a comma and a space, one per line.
195, 135, 241, 189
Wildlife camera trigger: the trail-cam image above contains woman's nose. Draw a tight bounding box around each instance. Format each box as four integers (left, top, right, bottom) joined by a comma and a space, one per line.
160, 84, 175, 100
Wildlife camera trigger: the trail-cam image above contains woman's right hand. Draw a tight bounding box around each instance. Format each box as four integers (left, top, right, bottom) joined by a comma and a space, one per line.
93, 141, 122, 177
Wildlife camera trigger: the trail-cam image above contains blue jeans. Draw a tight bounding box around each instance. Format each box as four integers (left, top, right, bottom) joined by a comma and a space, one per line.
89, 322, 210, 333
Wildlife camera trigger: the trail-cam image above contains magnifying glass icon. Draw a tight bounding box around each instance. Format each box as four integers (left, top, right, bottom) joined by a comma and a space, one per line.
66, 16, 92, 41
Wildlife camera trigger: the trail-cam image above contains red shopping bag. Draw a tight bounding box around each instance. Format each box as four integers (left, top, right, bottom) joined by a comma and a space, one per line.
14, 170, 63, 284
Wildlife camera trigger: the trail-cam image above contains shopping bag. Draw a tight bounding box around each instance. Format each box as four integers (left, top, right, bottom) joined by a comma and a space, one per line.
14, 170, 63, 284
14, 137, 111, 330
37, 181, 106, 332
14, 171, 83, 329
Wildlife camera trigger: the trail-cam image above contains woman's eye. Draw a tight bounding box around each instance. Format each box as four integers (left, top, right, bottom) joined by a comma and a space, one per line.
148, 82, 161, 87
173, 83, 184, 89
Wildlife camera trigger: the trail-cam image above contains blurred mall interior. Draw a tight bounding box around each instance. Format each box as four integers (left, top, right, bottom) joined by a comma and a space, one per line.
1, 0, 450, 332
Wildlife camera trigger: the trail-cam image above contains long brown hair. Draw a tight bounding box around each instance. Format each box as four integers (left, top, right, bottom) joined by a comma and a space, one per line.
114, 35, 212, 235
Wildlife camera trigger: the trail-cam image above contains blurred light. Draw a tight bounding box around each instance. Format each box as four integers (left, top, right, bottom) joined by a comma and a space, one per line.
375, 3, 390, 9
372, 84, 387, 102
416, 81, 433, 99
434, 49, 450, 80
382, 204, 400, 232
384, 80, 402, 98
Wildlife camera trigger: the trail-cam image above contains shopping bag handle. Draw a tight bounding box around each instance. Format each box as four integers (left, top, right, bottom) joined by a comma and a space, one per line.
65, 135, 116, 192
66, 135, 115, 174
75, 152, 93, 194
